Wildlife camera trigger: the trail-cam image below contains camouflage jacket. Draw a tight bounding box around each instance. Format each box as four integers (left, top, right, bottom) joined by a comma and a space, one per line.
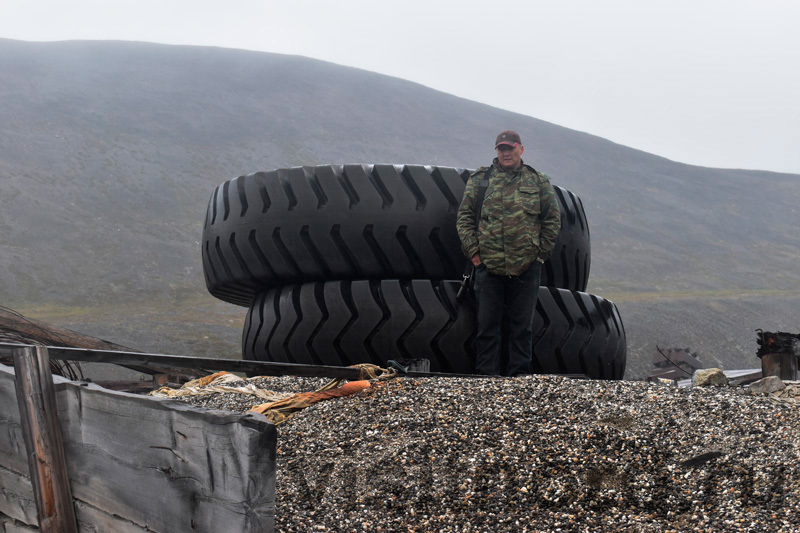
456, 159, 561, 276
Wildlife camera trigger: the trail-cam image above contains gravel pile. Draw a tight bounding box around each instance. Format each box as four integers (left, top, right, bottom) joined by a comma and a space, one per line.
181, 375, 800, 532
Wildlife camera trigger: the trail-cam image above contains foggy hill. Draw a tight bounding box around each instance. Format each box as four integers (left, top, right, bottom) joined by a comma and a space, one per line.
1, 38, 798, 379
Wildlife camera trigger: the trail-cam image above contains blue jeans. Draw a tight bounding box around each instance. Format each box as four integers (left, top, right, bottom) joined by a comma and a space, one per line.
473, 261, 542, 376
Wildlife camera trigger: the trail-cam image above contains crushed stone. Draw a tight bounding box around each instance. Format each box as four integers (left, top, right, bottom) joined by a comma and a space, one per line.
176, 375, 800, 532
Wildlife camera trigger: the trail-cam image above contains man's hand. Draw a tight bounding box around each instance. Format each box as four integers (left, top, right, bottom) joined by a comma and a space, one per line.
471, 253, 482, 267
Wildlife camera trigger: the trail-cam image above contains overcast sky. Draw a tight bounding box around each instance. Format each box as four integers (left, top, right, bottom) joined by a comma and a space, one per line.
1, 0, 799, 174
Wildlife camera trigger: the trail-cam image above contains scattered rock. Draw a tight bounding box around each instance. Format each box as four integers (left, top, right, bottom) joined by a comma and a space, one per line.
679, 449, 725, 468
172, 375, 800, 531
765, 381, 800, 406
748, 375, 786, 395
653, 377, 677, 387
692, 367, 729, 387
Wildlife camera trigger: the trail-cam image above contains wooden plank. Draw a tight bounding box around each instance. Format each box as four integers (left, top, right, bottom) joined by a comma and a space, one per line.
0, 364, 31, 475
0, 308, 133, 353
0, 343, 365, 380
0, 308, 199, 378
0, 342, 204, 380
761, 352, 798, 381
58, 383, 276, 532
2, 366, 151, 531
0, 453, 189, 533
0, 473, 191, 533
0, 363, 275, 532
89, 380, 163, 393
13, 347, 78, 533
0, 465, 37, 526
72, 501, 153, 533
0, 342, 484, 380
0, 513, 39, 533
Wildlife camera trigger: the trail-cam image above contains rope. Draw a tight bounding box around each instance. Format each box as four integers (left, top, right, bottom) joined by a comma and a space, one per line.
151, 363, 398, 426
252, 364, 398, 425
251, 380, 373, 425
150, 372, 294, 403
354, 363, 398, 381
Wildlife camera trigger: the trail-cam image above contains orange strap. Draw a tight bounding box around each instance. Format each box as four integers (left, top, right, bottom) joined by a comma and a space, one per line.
250, 380, 371, 424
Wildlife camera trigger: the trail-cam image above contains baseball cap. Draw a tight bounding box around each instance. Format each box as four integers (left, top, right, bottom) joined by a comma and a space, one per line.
495, 130, 522, 148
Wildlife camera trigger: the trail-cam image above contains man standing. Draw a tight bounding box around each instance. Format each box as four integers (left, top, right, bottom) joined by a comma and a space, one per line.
456, 130, 561, 376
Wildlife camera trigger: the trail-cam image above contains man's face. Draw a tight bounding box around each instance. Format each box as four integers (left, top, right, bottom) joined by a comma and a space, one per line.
496, 143, 524, 170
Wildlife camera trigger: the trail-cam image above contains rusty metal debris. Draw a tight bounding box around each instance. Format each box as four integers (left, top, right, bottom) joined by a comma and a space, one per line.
647, 346, 703, 383
756, 329, 800, 357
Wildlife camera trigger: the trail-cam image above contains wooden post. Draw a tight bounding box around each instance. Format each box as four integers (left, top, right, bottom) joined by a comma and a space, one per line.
760, 352, 798, 381
13, 346, 78, 533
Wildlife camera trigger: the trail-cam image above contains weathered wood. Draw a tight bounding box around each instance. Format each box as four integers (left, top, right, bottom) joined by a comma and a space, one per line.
0, 309, 132, 353
0, 470, 154, 533
72, 500, 158, 533
0, 465, 38, 526
0, 367, 30, 475
0, 343, 203, 380
13, 347, 78, 533
91, 380, 166, 393
0, 342, 482, 380
61, 386, 276, 532
0, 513, 39, 532
756, 330, 800, 357
0, 343, 365, 380
0, 308, 202, 379
760, 352, 798, 381
0, 363, 276, 532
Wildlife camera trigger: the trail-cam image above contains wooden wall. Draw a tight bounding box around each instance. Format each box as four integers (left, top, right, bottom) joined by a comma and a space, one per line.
0, 363, 275, 532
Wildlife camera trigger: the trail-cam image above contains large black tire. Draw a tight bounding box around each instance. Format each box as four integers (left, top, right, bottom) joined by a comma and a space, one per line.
202, 165, 590, 306
242, 281, 625, 379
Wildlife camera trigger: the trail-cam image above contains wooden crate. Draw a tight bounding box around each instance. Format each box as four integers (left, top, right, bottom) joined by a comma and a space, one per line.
0, 362, 275, 532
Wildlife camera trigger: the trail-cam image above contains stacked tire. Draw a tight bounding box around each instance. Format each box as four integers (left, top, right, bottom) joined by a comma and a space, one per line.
202, 164, 626, 379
